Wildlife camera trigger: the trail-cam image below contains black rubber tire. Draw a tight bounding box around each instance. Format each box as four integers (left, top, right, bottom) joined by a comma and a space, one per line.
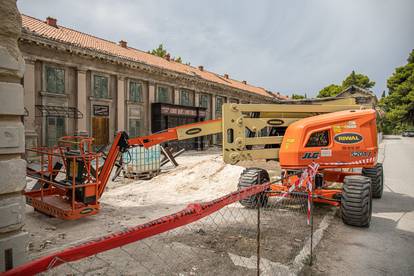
238, 168, 269, 208
341, 175, 372, 227
362, 163, 384, 199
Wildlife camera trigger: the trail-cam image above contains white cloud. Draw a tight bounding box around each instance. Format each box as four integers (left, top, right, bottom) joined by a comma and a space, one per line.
18, 0, 414, 97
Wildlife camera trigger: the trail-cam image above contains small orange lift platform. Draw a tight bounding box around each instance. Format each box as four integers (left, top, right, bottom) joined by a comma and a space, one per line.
25, 119, 218, 220
26, 136, 102, 220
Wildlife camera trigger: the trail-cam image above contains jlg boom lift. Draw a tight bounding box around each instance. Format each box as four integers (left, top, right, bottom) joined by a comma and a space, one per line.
26, 100, 383, 227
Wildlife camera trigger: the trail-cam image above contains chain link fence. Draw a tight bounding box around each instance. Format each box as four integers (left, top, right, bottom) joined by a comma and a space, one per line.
6, 166, 322, 276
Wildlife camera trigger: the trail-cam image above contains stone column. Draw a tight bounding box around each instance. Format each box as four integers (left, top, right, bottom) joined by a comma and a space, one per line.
211, 94, 217, 144
193, 91, 201, 148
76, 68, 88, 136
174, 87, 180, 105
148, 82, 155, 133
23, 58, 37, 149
194, 91, 200, 107
0, 0, 28, 271
211, 94, 217, 120
116, 75, 125, 131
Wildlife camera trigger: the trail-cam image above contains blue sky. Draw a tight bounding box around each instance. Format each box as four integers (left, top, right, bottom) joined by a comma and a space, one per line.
18, 0, 414, 97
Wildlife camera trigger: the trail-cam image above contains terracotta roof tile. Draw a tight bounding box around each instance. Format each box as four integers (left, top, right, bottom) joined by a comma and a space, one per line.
21, 14, 284, 99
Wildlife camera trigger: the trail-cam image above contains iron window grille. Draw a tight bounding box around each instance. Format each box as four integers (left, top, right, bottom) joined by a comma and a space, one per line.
35, 105, 83, 119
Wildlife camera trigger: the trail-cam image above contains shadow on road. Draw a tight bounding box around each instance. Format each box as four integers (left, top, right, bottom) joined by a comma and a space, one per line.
373, 191, 414, 213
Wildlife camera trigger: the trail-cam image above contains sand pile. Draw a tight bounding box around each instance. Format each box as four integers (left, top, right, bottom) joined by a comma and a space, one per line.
103, 152, 244, 206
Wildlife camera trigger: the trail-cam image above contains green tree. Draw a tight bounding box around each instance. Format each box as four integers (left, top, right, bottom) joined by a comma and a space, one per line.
381, 90, 386, 98
380, 49, 414, 134
408, 49, 414, 63
342, 70, 376, 89
317, 71, 376, 98
291, 93, 306, 99
149, 44, 168, 58
149, 44, 184, 63
317, 84, 342, 98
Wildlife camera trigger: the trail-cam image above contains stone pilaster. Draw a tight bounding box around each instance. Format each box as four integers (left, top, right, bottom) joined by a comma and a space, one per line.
0, 0, 28, 271
194, 92, 200, 107
117, 75, 125, 131
174, 87, 180, 105
76, 68, 88, 136
148, 82, 155, 133
211, 94, 217, 144
211, 94, 217, 120
23, 58, 37, 149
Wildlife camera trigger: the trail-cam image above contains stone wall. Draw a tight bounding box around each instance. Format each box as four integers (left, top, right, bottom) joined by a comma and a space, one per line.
0, 0, 28, 271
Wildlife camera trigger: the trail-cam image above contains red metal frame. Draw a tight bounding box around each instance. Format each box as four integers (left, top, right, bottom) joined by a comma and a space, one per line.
25, 136, 102, 220
267, 168, 362, 207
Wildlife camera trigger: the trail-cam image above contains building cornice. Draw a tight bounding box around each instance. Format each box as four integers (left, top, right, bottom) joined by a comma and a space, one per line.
20, 30, 275, 102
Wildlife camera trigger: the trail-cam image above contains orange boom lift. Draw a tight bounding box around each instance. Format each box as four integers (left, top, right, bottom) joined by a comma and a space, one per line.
25, 102, 382, 227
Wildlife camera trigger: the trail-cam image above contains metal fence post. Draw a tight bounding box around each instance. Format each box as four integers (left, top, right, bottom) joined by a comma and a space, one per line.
310, 193, 314, 266
257, 205, 261, 276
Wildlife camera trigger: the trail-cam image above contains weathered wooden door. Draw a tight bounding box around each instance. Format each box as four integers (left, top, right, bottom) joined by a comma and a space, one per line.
92, 117, 109, 145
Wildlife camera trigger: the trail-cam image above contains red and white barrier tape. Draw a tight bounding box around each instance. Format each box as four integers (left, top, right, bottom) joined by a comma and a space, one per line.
320, 156, 376, 166
3, 183, 270, 276
277, 162, 319, 225
306, 162, 319, 225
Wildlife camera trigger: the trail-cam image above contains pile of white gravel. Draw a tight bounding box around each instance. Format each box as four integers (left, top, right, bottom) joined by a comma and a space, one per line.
102, 151, 244, 206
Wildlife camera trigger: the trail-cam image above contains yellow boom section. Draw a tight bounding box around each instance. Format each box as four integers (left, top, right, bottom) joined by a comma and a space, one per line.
145, 98, 369, 165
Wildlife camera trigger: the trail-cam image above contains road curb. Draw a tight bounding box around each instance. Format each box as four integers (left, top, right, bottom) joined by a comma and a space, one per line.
291, 208, 337, 275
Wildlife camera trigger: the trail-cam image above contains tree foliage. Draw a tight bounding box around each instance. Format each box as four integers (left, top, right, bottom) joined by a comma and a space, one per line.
149, 44, 168, 58
317, 71, 375, 98
342, 70, 375, 89
380, 49, 414, 134
291, 93, 306, 99
316, 84, 343, 98
148, 44, 184, 63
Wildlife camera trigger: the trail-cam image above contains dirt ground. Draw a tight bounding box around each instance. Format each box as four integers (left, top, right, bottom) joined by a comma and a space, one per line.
24, 149, 323, 275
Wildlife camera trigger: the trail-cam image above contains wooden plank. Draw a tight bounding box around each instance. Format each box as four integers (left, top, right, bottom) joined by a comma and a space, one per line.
160, 146, 178, 167
161, 148, 185, 167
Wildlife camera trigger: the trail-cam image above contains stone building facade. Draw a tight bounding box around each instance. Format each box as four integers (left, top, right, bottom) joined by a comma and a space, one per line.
20, 15, 285, 149
335, 85, 378, 107
0, 0, 28, 271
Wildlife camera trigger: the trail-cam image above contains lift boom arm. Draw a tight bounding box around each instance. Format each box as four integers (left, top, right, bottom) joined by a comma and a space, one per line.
128, 119, 222, 148
97, 119, 222, 197
98, 100, 370, 198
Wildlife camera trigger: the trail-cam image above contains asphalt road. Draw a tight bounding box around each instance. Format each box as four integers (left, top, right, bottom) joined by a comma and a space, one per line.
306, 136, 414, 275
